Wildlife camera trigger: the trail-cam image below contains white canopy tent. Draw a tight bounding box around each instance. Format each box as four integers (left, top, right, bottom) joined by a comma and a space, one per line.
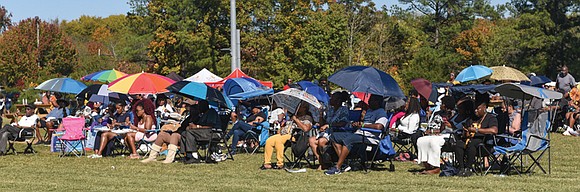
185, 68, 223, 83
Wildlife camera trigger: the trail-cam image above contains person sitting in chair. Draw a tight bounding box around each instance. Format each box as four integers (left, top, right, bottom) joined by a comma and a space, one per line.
325, 95, 388, 175
453, 94, 498, 177
0, 104, 39, 155
225, 105, 266, 154
309, 92, 349, 170
36, 99, 70, 144
181, 100, 222, 164
141, 103, 196, 164
261, 103, 313, 170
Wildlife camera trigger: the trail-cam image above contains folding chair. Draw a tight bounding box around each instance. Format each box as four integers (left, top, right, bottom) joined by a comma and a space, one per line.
58, 117, 86, 157
241, 121, 270, 154
136, 117, 161, 157
353, 127, 396, 172
493, 112, 551, 175
7, 128, 36, 155
198, 112, 234, 163
391, 133, 415, 157
283, 129, 314, 169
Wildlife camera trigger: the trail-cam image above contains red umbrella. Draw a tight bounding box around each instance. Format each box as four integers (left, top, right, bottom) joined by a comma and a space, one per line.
411, 78, 432, 100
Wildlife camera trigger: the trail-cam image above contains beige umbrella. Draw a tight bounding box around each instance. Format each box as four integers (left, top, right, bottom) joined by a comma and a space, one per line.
490, 65, 530, 82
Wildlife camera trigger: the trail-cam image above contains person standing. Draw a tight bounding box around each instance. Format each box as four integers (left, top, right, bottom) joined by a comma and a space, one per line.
283, 78, 293, 90
557, 66, 576, 94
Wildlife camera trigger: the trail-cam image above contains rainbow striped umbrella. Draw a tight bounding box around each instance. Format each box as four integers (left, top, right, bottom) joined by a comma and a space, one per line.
108, 72, 176, 94
81, 69, 127, 83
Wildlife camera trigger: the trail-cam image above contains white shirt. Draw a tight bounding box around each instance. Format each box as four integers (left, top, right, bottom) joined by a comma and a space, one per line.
395, 113, 420, 134
18, 114, 39, 128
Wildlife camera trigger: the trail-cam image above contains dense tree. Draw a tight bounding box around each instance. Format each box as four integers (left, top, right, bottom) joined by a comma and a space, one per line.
0, 18, 76, 87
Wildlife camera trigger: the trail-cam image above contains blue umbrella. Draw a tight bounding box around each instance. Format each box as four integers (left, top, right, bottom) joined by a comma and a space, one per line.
36, 77, 88, 94
297, 81, 330, 105
328, 66, 405, 98
455, 65, 493, 83
167, 81, 233, 109
223, 77, 273, 104
529, 76, 552, 87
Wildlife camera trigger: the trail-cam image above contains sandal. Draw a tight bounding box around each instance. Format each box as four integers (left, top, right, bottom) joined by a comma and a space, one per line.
128, 154, 141, 159
260, 164, 273, 170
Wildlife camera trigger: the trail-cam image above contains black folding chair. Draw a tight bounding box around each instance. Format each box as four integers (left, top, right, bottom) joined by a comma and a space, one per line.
7, 128, 36, 155
283, 129, 313, 169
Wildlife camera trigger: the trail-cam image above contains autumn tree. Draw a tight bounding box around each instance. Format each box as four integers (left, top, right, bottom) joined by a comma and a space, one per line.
0, 18, 77, 87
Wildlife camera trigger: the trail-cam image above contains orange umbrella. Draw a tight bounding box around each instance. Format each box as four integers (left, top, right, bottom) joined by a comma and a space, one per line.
108, 72, 176, 94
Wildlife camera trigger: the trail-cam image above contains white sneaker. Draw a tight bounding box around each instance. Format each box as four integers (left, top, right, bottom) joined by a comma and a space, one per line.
563, 130, 571, 136
88, 154, 102, 158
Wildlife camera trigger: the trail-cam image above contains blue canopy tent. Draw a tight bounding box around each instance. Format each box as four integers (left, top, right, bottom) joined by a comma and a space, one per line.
223, 77, 274, 104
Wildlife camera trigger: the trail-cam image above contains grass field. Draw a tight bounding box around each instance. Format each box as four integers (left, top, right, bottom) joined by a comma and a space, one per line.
1, 133, 579, 192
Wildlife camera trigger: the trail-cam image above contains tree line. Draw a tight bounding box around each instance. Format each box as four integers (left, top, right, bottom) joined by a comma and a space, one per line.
0, 0, 578, 91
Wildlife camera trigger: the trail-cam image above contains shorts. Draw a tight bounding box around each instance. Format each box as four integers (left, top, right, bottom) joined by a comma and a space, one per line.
135, 132, 157, 142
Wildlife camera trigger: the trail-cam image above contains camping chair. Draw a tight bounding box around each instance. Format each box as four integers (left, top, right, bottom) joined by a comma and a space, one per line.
197, 112, 234, 163
346, 113, 395, 172
283, 129, 313, 169
7, 127, 36, 155
136, 114, 162, 156
241, 121, 270, 154
493, 112, 551, 175
351, 116, 396, 172
58, 117, 86, 157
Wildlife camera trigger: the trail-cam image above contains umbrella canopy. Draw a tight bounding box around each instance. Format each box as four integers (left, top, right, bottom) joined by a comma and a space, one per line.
108, 72, 176, 94
36, 77, 87, 94
495, 83, 563, 100
456, 65, 493, 83
166, 72, 184, 82
329, 66, 405, 98
490, 66, 530, 82
167, 81, 233, 109
271, 88, 322, 115
411, 78, 432, 99
529, 76, 552, 87
77, 84, 129, 104
81, 69, 127, 83
384, 96, 406, 111
297, 81, 330, 105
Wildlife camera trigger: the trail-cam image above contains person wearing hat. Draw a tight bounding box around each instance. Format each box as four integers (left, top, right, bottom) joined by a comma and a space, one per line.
36, 99, 70, 144
225, 104, 267, 155
0, 104, 39, 155
453, 93, 498, 177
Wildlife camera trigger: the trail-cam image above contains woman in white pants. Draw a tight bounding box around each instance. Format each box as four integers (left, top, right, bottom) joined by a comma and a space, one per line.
416, 97, 474, 175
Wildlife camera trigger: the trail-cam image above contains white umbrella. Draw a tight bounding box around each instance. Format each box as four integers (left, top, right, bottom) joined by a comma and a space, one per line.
271, 88, 322, 115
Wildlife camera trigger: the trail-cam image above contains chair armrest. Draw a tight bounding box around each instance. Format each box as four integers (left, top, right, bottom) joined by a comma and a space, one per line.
360, 128, 381, 134
495, 134, 520, 141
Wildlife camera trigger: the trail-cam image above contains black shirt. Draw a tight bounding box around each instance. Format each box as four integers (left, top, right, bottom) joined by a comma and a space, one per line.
114, 112, 131, 125
469, 113, 498, 138
195, 108, 221, 128
246, 111, 266, 122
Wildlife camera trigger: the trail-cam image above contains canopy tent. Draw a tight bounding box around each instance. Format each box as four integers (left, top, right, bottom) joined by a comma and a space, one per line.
223, 77, 274, 103
206, 68, 273, 88
185, 68, 223, 82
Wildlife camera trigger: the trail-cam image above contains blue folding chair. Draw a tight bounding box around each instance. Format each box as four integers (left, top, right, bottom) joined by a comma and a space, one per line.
493, 112, 551, 175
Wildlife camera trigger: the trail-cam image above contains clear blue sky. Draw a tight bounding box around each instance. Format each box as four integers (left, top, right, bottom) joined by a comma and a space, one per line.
3, 0, 511, 22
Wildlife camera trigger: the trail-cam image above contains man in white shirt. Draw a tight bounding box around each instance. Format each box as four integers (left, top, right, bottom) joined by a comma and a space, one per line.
0, 104, 39, 155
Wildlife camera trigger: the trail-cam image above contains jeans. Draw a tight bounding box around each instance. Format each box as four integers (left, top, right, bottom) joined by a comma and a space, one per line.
227, 121, 253, 151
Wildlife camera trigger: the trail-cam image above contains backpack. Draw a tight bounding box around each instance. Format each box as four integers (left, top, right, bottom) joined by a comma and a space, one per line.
439, 161, 459, 177
379, 135, 396, 157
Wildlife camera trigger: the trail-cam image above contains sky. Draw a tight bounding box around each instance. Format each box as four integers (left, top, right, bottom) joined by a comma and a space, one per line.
3, 0, 511, 22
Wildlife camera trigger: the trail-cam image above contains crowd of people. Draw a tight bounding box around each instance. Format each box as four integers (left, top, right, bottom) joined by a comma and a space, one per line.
0, 65, 577, 178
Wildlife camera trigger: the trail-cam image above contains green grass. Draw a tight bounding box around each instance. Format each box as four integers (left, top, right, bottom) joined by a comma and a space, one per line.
1, 134, 579, 192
